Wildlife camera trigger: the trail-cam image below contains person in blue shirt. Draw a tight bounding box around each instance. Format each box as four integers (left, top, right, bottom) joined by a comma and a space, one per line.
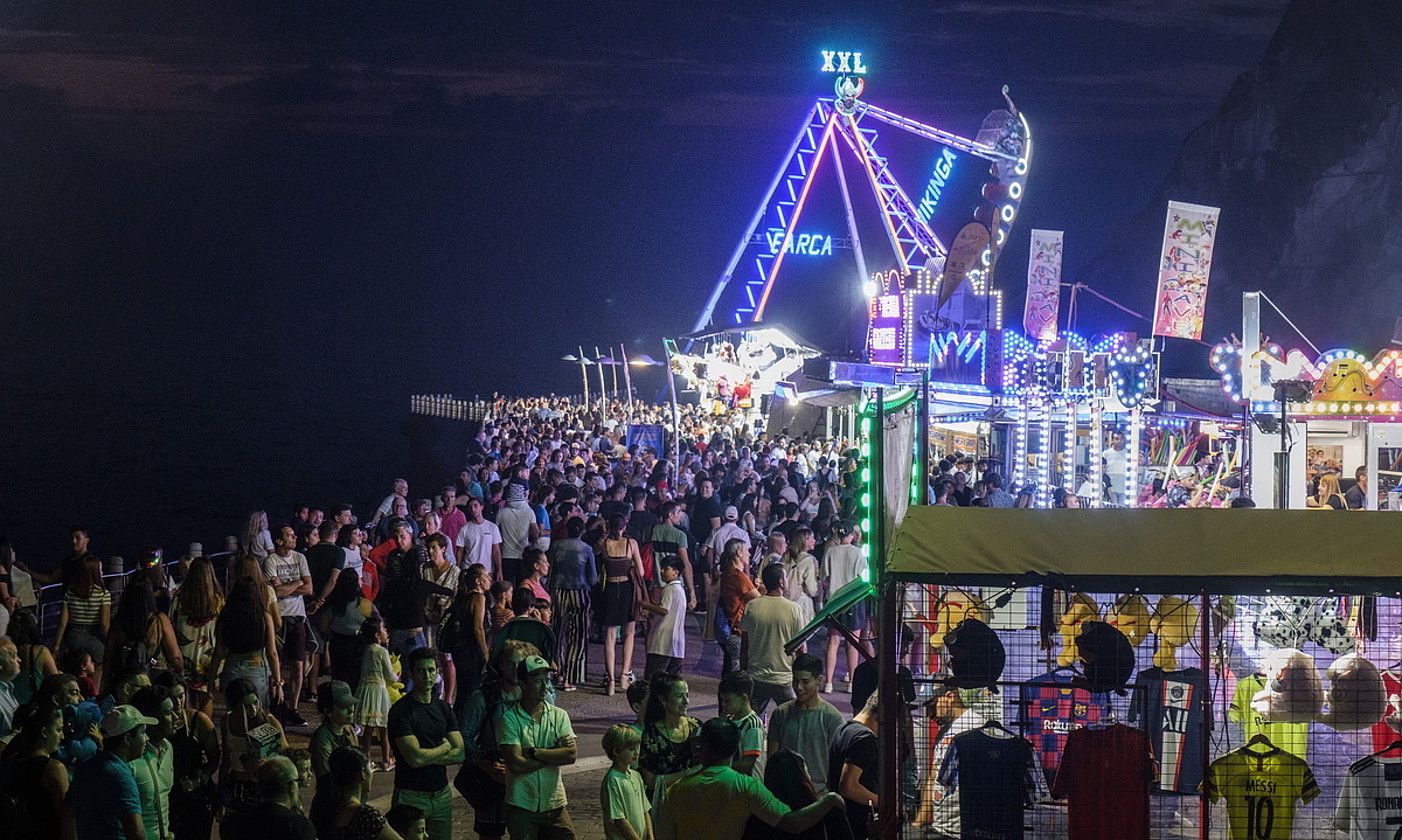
66, 704, 156, 839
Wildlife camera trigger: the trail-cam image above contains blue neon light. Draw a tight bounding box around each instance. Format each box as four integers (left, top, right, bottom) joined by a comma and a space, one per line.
916, 148, 958, 224
765, 228, 833, 256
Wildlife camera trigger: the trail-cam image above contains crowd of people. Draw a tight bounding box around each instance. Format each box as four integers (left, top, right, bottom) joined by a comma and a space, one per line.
0, 396, 1011, 840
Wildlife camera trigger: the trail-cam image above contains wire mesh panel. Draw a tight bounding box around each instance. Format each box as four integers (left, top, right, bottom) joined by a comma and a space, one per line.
894, 582, 1402, 840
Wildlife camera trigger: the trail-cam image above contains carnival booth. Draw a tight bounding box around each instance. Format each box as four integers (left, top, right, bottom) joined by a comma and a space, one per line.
1215, 327, 1402, 510
871, 506, 1402, 840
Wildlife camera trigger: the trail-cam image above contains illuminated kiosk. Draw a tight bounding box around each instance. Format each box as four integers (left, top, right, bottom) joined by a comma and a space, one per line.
1217, 292, 1402, 509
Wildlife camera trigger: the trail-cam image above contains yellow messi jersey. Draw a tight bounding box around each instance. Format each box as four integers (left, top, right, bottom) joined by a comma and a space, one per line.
1206, 745, 1320, 840
1229, 674, 1309, 759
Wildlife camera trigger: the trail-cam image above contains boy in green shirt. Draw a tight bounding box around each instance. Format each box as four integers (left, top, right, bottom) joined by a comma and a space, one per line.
718, 671, 765, 778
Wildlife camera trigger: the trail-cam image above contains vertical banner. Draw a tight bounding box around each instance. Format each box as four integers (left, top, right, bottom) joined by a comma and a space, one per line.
1022, 229, 1063, 341
1152, 201, 1220, 340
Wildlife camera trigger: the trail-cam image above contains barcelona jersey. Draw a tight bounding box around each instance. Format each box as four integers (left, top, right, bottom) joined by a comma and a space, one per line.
1018, 669, 1111, 783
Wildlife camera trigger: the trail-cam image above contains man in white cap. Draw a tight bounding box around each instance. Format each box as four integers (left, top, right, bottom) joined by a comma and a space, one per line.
707, 505, 751, 560
66, 704, 157, 839
497, 480, 540, 585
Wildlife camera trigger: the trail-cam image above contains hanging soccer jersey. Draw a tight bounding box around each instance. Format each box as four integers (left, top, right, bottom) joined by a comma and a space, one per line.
1130, 666, 1208, 794
1335, 753, 1402, 839
1019, 669, 1112, 783
938, 726, 1048, 840
1229, 674, 1309, 759
1206, 744, 1319, 840
1051, 724, 1153, 840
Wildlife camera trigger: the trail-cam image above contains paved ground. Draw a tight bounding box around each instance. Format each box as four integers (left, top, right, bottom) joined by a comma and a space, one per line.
245, 613, 798, 840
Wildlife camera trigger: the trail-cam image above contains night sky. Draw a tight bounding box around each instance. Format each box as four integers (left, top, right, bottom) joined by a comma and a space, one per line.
0, 2, 1290, 557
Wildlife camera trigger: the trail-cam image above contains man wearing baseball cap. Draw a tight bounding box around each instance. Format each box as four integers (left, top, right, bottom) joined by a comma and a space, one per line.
498, 654, 578, 838
66, 704, 156, 839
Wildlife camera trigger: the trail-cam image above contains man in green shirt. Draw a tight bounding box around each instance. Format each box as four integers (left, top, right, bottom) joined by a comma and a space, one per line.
656, 718, 841, 840
649, 502, 696, 610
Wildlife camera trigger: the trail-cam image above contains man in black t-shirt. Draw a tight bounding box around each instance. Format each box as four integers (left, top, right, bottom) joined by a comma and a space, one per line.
690, 478, 724, 611
388, 648, 464, 840
828, 691, 881, 840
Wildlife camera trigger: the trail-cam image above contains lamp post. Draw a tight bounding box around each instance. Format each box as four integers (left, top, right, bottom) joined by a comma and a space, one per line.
561, 350, 590, 405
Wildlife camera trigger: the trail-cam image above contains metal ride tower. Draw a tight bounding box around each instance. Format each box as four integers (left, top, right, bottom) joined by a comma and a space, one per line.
693, 50, 1033, 335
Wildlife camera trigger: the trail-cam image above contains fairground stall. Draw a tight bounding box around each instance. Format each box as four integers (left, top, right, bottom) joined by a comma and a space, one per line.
1216, 292, 1402, 509
871, 506, 1402, 840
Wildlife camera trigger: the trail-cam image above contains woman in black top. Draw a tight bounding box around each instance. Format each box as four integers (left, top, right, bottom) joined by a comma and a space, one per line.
0, 701, 68, 840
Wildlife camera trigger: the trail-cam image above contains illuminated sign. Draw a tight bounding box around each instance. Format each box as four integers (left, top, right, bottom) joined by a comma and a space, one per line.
916, 148, 958, 224
820, 51, 868, 74
868, 271, 906, 367
765, 228, 833, 256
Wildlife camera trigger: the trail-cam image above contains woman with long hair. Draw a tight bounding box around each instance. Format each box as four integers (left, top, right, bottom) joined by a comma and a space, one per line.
240, 511, 274, 559
7, 610, 57, 705
102, 578, 183, 694
172, 555, 224, 714
219, 675, 287, 815
212, 576, 283, 709
1314, 472, 1347, 509
421, 533, 459, 704
326, 569, 376, 691
53, 555, 110, 689
309, 745, 402, 840
782, 526, 820, 626
0, 701, 68, 840
638, 672, 700, 801
442, 563, 491, 719
595, 513, 646, 695
234, 553, 282, 631
153, 670, 220, 840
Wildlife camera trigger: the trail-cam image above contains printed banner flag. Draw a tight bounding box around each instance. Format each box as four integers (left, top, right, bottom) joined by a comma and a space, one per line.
1152, 201, 1220, 340
626, 424, 666, 456
1023, 229, 1063, 341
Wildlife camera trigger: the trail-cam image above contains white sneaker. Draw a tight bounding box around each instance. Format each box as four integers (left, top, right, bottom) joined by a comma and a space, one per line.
822, 681, 834, 694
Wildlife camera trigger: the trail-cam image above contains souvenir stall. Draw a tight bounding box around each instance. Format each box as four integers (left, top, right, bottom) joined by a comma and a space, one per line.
872, 506, 1402, 840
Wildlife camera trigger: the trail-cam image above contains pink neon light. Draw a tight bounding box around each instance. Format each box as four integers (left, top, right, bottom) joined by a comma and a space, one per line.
754, 115, 838, 321
848, 113, 907, 266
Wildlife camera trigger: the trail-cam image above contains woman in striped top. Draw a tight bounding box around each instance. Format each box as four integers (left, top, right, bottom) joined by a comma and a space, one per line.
54, 555, 110, 689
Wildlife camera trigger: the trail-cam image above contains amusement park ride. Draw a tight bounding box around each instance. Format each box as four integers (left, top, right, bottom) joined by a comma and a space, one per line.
668, 50, 1169, 510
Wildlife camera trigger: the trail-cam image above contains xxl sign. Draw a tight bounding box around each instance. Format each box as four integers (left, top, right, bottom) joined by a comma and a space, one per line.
820, 51, 868, 74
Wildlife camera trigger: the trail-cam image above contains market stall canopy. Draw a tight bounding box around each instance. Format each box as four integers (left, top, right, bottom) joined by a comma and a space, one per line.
787, 578, 875, 654
681, 324, 824, 354
890, 506, 1402, 595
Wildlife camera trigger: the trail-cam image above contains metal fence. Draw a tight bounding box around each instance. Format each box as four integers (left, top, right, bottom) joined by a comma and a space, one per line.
34, 550, 241, 646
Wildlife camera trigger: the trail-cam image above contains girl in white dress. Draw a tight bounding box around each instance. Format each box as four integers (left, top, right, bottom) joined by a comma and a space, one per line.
352, 618, 397, 771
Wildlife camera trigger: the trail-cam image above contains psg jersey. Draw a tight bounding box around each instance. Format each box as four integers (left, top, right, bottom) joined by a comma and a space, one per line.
1335, 754, 1402, 839
938, 727, 1048, 840
1129, 667, 1208, 794
1050, 724, 1153, 840
1019, 669, 1112, 783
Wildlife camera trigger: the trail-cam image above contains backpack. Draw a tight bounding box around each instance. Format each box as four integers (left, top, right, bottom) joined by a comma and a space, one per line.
714, 598, 732, 640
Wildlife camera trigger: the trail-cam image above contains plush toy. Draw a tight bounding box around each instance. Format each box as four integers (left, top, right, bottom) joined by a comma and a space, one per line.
1250, 648, 1325, 724
943, 618, 1006, 690
1254, 596, 1355, 654
386, 654, 406, 704
1057, 593, 1101, 667
1150, 595, 1199, 670
1317, 654, 1388, 731
1075, 620, 1136, 694
929, 588, 992, 650
1107, 594, 1152, 646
